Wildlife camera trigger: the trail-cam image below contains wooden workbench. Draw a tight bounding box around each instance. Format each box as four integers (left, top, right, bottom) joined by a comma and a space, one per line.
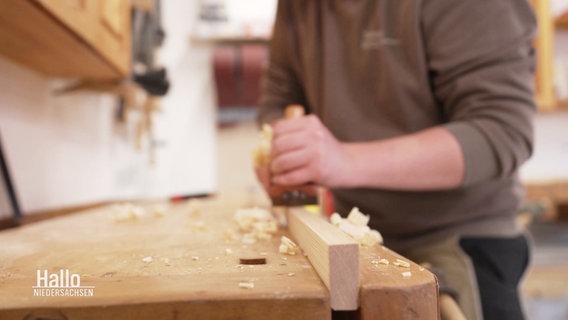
0, 194, 438, 319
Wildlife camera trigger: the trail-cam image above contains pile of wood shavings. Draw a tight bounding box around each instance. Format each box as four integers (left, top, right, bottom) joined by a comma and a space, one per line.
330, 207, 383, 246
233, 207, 278, 244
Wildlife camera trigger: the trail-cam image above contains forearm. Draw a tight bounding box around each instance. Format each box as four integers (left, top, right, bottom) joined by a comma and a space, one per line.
339, 127, 464, 190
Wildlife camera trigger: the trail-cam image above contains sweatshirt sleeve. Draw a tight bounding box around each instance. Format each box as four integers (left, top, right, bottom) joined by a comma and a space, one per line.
422, 0, 537, 186
257, 0, 306, 125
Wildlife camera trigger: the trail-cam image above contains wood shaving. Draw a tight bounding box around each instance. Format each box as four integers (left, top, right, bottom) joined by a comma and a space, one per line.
393, 259, 410, 268
371, 258, 390, 265
234, 207, 278, 243
225, 248, 233, 255
360, 230, 383, 247
111, 203, 147, 222
238, 281, 255, 289
287, 273, 295, 277
402, 271, 412, 278
347, 207, 370, 226
142, 256, 153, 263
252, 124, 273, 167
279, 236, 298, 255
192, 256, 200, 261
152, 204, 167, 217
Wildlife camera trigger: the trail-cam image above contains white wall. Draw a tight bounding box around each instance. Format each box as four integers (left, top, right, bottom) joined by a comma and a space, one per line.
224, 0, 277, 27
520, 111, 568, 182
520, 0, 568, 182
0, 0, 216, 214
151, 0, 217, 199
551, 0, 568, 16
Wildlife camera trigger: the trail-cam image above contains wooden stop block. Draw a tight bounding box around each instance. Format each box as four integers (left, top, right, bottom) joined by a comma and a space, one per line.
287, 208, 360, 311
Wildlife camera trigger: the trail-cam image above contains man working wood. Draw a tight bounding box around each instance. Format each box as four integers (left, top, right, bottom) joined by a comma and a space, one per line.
256, 1, 536, 319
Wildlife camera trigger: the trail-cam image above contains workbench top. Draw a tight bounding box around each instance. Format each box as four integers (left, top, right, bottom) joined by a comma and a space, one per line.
0, 193, 437, 319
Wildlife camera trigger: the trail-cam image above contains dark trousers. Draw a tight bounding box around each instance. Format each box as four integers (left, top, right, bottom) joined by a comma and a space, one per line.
460, 235, 530, 320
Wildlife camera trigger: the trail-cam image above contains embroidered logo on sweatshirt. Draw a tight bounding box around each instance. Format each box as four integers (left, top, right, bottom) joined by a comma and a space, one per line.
361, 30, 399, 50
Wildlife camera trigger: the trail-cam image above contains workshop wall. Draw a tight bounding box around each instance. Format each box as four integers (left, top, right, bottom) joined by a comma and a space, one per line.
520, 0, 568, 183
0, 0, 216, 214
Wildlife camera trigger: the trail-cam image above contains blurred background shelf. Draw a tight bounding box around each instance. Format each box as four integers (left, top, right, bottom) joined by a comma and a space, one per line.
0, 0, 131, 79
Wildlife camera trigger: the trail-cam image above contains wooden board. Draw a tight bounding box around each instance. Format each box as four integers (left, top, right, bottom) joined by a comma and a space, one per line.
287, 208, 359, 311
0, 193, 438, 319
359, 246, 439, 319
0, 195, 330, 320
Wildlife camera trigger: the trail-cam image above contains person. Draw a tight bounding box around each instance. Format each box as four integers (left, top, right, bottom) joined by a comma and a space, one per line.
255, 1, 537, 319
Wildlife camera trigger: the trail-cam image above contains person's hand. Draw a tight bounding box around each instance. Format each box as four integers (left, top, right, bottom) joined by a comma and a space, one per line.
270, 115, 349, 187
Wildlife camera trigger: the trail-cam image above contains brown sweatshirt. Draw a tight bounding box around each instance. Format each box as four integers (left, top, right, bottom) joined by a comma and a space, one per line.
258, 0, 537, 251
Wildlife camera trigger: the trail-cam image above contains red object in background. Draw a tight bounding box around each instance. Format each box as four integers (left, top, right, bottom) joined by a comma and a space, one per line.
212, 46, 238, 107
241, 45, 267, 106
169, 193, 210, 203
212, 44, 268, 108
321, 188, 336, 217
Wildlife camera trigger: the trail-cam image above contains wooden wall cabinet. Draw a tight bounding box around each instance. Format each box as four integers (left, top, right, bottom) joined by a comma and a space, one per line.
0, 0, 131, 79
